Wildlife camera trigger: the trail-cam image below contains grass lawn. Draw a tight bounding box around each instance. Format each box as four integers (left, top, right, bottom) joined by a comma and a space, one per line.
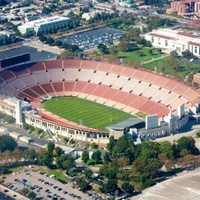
117, 47, 162, 62
116, 46, 200, 78
5, 166, 25, 174
144, 56, 200, 77
45, 169, 68, 181
43, 97, 133, 130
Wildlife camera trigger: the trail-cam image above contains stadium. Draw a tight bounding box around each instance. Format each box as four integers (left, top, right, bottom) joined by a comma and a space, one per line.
0, 59, 199, 143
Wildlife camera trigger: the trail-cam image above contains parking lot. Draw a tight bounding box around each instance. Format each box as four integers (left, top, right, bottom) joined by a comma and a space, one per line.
3, 168, 93, 200
56, 27, 125, 51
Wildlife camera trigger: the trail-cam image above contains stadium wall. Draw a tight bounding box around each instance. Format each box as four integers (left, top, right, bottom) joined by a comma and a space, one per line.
24, 112, 110, 144
0, 59, 199, 143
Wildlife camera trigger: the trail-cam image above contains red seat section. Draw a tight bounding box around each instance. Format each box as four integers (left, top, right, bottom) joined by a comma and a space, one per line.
0, 70, 16, 82
80, 60, 99, 70
52, 82, 64, 93
132, 70, 148, 80
22, 88, 40, 99
73, 81, 88, 92
11, 68, 30, 78
44, 60, 62, 69
31, 85, 47, 97
143, 72, 158, 84
64, 81, 76, 92
97, 62, 113, 72
81, 83, 98, 95
0, 60, 199, 118
40, 83, 56, 96
63, 59, 81, 69
91, 85, 108, 96
109, 64, 124, 75
28, 62, 45, 73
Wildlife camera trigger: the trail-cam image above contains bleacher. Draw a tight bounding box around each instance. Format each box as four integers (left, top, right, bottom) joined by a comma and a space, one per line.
0, 59, 198, 118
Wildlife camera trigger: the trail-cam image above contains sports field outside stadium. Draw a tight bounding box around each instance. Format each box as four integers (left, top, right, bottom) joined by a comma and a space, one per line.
43, 97, 133, 130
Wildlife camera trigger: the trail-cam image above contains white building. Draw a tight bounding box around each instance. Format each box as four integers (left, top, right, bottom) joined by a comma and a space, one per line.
18, 16, 70, 34
0, 31, 15, 40
82, 10, 110, 21
145, 28, 200, 57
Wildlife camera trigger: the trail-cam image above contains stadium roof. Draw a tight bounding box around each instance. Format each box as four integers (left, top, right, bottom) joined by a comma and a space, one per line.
0, 46, 58, 62
106, 118, 144, 130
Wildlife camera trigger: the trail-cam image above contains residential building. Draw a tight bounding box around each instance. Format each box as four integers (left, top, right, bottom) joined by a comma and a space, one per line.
18, 16, 70, 34
145, 28, 200, 57
168, 0, 200, 18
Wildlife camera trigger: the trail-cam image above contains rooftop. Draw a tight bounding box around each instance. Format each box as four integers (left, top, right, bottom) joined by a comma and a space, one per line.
106, 118, 144, 130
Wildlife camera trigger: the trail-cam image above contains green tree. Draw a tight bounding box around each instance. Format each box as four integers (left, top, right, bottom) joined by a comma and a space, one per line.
23, 148, 36, 163
82, 150, 89, 164
55, 156, 65, 169
177, 136, 198, 156
132, 157, 162, 179
59, 50, 76, 59
140, 141, 160, 159
92, 150, 102, 165
12, 148, 23, 163
63, 156, 75, 173
99, 160, 119, 179
47, 142, 55, 154
182, 50, 194, 59
21, 188, 29, 195
0, 135, 17, 152
90, 142, 98, 149
84, 168, 93, 179
54, 146, 63, 157
37, 149, 53, 168
97, 43, 109, 54
159, 141, 174, 161
28, 191, 36, 199
45, 37, 54, 45
55, 40, 62, 47
39, 35, 47, 42
112, 136, 135, 163
107, 136, 116, 155
42, 6, 51, 14
148, 48, 153, 54
157, 48, 162, 54
167, 57, 179, 69
122, 182, 134, 195
102, 178, 117, 193
109, 46, 118, 55
77, 178, 89, 192
170, 50, 179, 58
103, 152, 111, 164
118, 38, 131, 52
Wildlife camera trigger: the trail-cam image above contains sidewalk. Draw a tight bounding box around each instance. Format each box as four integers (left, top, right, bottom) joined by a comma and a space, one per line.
142, 54, 169, 64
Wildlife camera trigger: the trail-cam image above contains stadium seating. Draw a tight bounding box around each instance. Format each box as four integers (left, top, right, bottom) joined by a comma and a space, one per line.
0, 59, 199, 120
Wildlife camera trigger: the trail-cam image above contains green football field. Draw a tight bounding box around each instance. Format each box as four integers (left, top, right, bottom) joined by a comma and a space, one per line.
43, 97, 133, 130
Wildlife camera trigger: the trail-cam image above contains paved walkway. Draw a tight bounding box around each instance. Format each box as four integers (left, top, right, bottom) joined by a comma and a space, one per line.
142, 54, 169, 64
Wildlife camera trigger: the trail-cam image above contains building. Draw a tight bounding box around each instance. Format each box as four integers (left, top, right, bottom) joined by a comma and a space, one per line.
193, 73, 200, 85
0, 31, 15, 40
82, 10, 111, 21
145, 28, 200, 57
168, 0, 200, 18
18, 16, 70, 34
0, 60, 199, 143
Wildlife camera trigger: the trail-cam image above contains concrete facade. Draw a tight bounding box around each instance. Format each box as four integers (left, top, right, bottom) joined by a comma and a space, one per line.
18, 16, 70, 34
145, 28, 200, 57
